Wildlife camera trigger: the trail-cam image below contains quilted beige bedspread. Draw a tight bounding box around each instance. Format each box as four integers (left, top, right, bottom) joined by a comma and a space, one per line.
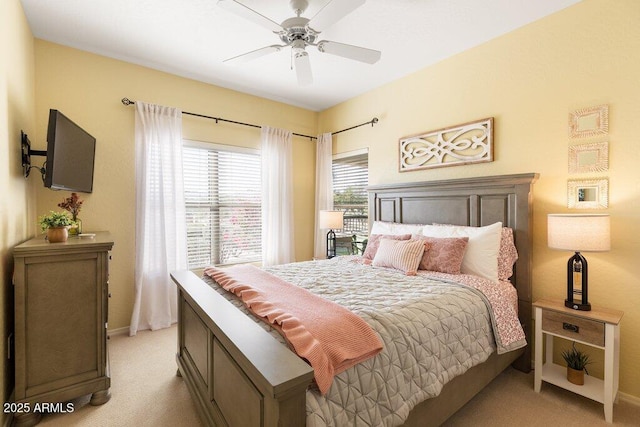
203, 256, 525, 427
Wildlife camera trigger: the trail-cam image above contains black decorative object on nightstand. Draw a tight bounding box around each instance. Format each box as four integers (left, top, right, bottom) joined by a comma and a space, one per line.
547, 214, 610, 311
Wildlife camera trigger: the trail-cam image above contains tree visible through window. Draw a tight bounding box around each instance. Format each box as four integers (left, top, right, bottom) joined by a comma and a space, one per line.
332, 152, 369, 243
182, 143, 262, 269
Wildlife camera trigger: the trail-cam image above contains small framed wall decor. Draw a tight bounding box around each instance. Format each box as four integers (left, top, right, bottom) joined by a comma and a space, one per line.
569, 141, 609, 174
568, 178, 608, 209
569, 104, 608, 139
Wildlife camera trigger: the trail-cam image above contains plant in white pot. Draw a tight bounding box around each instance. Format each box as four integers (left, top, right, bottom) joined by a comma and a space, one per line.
39, 211, 74, 243
562, 343, 591, 385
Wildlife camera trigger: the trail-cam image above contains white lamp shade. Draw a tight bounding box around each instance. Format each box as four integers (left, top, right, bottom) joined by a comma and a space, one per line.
548, 214, 610, 252
319, 210, 344, 230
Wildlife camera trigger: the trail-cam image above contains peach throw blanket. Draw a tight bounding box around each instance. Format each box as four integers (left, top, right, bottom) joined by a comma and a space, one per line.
204, 264, 383, 394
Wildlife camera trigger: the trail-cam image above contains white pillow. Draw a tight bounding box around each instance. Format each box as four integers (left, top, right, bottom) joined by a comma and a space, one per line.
370, 221, 425, 236
421, 222, 502, 282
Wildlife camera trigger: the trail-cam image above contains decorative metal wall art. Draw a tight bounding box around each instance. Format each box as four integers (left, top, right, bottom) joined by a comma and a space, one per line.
569, 104, 608, 139
399, 117, 493, 172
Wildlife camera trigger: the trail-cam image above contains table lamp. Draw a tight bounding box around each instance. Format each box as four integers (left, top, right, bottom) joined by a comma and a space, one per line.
547, 214, 610, 311
319, 210, 344, 259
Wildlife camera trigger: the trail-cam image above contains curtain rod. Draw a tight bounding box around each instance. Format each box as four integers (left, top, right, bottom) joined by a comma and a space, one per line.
121, 98, 378, 140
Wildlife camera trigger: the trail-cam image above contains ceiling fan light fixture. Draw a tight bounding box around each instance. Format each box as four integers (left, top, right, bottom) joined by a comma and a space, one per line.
293, 49, 312, 86
291, 39, 306, 51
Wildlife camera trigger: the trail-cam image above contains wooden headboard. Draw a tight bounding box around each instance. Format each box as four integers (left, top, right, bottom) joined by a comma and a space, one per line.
368, 173, 538, 371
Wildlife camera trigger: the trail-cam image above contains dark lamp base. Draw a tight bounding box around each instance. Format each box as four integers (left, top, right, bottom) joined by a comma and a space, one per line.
565, 299, 591, 311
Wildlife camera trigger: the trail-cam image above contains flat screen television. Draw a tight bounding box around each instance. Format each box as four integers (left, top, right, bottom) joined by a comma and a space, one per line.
45, 109, 96, 193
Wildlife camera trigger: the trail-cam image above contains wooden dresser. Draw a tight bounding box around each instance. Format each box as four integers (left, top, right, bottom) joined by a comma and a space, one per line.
12, 232, 113, 426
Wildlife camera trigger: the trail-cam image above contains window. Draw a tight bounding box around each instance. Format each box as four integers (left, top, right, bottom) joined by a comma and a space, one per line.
332, 151, 369, 236
182, 142, 261, 269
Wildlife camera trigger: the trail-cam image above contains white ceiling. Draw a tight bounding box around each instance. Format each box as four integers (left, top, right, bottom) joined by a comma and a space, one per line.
21, 0, 581, 112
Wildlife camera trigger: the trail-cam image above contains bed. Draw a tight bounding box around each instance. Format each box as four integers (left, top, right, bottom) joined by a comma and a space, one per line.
170, 172, 538, 426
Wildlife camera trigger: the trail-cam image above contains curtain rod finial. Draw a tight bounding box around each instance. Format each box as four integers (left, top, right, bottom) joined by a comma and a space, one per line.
121, 97, 134, 106
371, 117, 379, 126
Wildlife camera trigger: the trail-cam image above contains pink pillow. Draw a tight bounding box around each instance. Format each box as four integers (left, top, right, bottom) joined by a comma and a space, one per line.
411, 235, 469, 274
372, 239, 427, 276
498, 227, 518, 281
362, 234, 411, 261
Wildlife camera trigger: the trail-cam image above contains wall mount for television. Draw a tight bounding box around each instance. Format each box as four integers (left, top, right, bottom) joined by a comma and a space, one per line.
21, 130, 47, 180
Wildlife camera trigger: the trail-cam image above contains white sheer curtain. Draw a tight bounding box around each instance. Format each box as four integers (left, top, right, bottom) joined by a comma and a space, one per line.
130, 101, 187, 336
314, 132, 333, 259
261, 126, 295, 266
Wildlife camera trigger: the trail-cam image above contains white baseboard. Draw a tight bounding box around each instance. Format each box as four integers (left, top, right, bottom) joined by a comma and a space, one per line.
107, 323, 177, 337
107, 326, 130, 336
619, 390, 640, 407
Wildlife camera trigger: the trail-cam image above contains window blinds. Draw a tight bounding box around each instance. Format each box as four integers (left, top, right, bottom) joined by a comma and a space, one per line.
183, 145, 262, 268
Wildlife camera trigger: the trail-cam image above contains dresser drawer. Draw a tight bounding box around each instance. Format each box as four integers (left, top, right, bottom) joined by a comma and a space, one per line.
541, 310, 605, 346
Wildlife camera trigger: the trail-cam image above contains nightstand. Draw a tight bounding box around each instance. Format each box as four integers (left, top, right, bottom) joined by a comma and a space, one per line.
533, 299, 623, 423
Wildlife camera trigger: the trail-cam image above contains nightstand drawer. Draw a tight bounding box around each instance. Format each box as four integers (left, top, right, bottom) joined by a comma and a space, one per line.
541, 310, 605, 346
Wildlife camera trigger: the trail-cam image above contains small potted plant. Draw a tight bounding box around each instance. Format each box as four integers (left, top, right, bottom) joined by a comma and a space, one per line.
562, 343, 591, 385
39, 211, 74, 243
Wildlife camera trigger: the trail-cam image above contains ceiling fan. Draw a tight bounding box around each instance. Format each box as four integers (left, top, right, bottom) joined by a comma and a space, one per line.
218, 0, 381, 85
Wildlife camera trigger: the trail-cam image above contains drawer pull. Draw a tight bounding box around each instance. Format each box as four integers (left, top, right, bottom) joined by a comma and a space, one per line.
563, 322, 579, 333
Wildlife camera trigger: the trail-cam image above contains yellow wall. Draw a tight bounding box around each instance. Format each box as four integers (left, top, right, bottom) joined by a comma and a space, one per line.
0, 0, 37, 419
32, 41, 317, 332
319, 0, 640, 399
4, 0, 639, 408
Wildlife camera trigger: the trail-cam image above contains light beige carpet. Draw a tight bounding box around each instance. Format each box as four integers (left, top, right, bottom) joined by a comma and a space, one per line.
443, 367, 640, 427
39, 325, 638, 426
39, 325, 202, 427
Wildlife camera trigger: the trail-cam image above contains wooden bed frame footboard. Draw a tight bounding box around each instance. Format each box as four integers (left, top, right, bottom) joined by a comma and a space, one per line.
171, 173, 538, 427
172, 270, 314, 427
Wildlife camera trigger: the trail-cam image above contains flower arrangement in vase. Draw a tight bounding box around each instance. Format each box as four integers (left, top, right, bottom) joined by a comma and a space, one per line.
58, 192, 84, 235
38, 211, 74, 243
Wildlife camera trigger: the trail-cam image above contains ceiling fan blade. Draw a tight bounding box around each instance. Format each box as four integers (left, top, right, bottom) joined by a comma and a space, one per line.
317, 40, 381, 64
308, 0, 366, 33
224, 45, 284, 63
294, 51, 313, 86
217, 0, 282, 33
